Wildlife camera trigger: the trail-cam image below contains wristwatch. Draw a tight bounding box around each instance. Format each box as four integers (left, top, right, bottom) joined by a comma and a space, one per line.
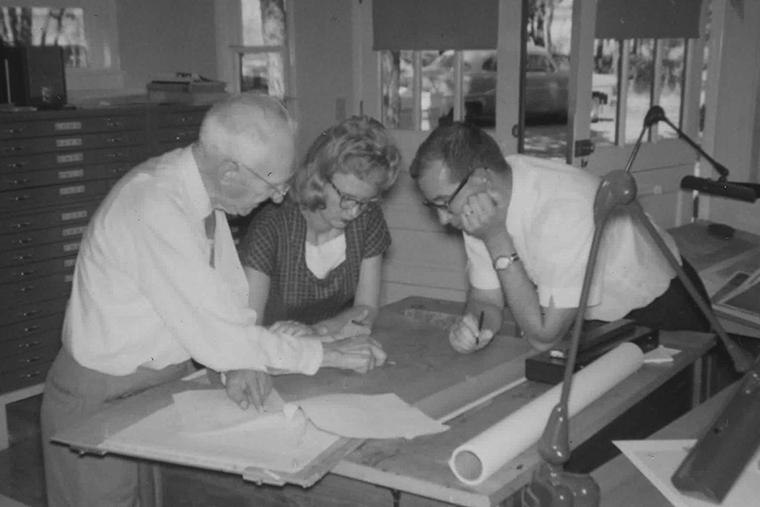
493, 252, 520, 271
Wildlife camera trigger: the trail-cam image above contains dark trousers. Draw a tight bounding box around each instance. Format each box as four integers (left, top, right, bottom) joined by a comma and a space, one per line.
624, 257, 711, 333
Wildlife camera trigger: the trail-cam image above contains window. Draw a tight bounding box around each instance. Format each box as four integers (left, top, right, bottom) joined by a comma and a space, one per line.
591, 37, 688, 146
0, 6, 88, 67
218, 0, 291, 100
380, 49, 498, 131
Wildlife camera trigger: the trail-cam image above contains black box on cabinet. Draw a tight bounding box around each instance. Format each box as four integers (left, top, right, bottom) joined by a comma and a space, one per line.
1, 45, 67, 109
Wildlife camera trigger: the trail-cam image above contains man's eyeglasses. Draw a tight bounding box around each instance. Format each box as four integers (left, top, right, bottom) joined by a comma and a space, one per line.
229, 160, 290, 199
327, 179, 382, 213
423, 169, 474, 212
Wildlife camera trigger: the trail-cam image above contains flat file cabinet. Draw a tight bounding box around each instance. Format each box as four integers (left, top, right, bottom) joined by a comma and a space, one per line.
0, 104, 209, 448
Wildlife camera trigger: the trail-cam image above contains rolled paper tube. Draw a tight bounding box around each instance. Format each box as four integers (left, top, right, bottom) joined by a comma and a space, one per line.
449, 342, 644, 486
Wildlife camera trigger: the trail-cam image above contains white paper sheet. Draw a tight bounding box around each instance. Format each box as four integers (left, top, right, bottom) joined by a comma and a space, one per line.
172, 388, 289, 434
615, 439, 760, 507
449, 342, 644, 486
104, 389, 339, 474
295, 392, 449, 440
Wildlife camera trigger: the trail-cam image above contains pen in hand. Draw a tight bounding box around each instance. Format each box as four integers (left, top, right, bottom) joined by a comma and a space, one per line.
476, 311, 485, 346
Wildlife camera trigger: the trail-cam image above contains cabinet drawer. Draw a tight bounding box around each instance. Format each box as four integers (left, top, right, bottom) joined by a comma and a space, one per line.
0, 330, 59, 357
156, 127, 200, 145
0, 145, 148, 173
0, 162, 132, 192
1, 222, 87, 253
0, 298, 68, 326
2, 313, 64, 343
0, 114, 146, 141
155, 109, 207, 127
0, 180, 109, 213
0, 203, 95, 235
0, 361, 54, 395
0, 240, 81, 268
0, 130, 148, 158
0, 273, 73, 308
0, 345, 59, 375
0, 256, 77, 285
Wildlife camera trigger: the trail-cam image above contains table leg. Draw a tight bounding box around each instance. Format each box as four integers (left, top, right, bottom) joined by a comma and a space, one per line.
0, 383, 45, 450
390, 489, 401, 507
138, 462, 163, 507
692, 356, 704, 408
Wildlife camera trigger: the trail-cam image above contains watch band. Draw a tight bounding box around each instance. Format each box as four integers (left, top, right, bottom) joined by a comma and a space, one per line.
493, 252, 520, 271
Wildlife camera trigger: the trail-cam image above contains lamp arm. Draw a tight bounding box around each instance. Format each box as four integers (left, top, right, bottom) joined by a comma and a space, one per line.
658, 116, 731, 180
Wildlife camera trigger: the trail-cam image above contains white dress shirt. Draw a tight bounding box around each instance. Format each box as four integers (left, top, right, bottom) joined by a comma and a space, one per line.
464, 154, 679, 322
63, 146, 323, 376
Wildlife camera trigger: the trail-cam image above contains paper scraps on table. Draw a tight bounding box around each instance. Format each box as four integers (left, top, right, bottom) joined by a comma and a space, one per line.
294, 393, 449, 440
172, 388, 293, 434
643, 345, 681, 364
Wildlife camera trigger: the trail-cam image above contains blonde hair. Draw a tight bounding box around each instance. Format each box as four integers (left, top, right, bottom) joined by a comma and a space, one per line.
290, 116, 402, 211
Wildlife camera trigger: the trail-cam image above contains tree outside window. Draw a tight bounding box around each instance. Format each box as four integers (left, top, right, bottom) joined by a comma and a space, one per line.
0, 6, 88, 68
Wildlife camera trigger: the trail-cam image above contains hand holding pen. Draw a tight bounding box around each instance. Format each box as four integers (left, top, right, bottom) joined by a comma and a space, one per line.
448, 311, 495, 354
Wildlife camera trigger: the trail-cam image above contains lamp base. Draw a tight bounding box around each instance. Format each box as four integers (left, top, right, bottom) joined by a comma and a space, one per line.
518, 463, 600, 507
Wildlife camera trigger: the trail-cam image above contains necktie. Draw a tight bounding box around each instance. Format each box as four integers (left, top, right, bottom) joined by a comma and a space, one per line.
210, 209, 250, 306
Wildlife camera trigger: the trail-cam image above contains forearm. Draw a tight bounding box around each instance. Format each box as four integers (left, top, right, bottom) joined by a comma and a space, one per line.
485, 237, 561, 348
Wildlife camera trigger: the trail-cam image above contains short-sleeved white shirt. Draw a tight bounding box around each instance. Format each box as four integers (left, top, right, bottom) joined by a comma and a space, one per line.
465, 154, 679, 322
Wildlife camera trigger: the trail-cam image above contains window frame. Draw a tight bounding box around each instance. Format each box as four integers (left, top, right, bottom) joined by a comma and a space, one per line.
214, 0, 295, 107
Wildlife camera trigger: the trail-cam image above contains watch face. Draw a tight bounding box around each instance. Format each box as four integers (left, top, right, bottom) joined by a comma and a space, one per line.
495, 256, 510, 270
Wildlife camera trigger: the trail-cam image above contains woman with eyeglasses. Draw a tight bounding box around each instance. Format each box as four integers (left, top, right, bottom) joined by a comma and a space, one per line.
240, 116, 402, 339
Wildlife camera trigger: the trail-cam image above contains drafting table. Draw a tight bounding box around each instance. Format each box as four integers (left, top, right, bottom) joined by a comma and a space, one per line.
53, 296, 716, 507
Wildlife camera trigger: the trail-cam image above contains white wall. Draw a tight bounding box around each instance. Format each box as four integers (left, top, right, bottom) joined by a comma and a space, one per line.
702, 0, 760, 234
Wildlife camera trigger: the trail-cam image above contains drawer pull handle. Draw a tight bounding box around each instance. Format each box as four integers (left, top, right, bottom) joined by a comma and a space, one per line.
5, 146, 24, 152
12, 238, 33, 245
15, 270, 36, 277
16, 285, 38, 293
106, 137, 123, 143
21, 371, 43, 379
11, 195, 30, 202
18, 341, 41, 349
13, 254, 34, 261
8, 162, 29, 169
8, 178, 30, 185
106, 152, 126, 158
22, 356, 44, 364
11, 221, 33, 229
22, 325, 40, 333
2, 127, 24, 134
106, 120, 124, 127
21, 310, 40, 317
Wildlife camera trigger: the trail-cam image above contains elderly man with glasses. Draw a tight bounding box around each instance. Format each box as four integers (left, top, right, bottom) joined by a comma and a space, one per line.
41, 94, 387, 507
411, 121, 710, 355
240, 116, 401, 340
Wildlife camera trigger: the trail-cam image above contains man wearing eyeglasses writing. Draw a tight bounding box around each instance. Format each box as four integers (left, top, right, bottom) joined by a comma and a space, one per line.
411, 121, 710, 354
240, 116, 402, 340
41, 95, 387, 507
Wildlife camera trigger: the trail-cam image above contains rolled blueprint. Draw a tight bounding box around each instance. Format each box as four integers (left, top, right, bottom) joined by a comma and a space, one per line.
449, 342, 644, 486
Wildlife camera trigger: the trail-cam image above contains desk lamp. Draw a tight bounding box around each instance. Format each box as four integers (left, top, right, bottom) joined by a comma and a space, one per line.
519, 106, 756, 507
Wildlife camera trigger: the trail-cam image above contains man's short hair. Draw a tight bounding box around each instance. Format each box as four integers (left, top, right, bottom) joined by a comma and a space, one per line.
199, 93, 296, 156
409, 122, 509, 182
290, 116, 402, 211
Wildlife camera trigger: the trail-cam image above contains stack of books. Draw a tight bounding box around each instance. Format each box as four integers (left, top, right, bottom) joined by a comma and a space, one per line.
147, 73, 228, 105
